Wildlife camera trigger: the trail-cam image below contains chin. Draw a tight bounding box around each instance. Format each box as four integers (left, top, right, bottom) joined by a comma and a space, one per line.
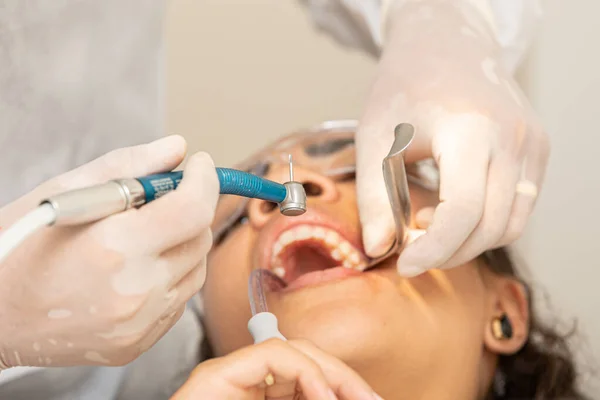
270, 281, 399, 365
286, 312, 387, 364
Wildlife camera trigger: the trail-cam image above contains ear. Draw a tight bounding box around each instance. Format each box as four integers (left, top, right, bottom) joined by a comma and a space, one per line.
483, 279, 529, 355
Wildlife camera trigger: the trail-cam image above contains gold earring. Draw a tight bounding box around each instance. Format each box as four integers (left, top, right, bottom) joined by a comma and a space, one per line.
264, 372, 275, 386
492, 314, 513, 340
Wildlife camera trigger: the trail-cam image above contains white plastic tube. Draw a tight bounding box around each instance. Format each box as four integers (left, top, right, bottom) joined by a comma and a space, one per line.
0, 204, 55, 264
248, 312, 286, 344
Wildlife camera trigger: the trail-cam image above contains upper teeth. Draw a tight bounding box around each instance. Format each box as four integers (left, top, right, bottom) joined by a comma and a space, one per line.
270, 224, 367, 277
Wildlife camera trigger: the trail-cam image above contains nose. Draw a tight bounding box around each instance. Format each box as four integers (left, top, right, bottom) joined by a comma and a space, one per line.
248, 165, 339, 229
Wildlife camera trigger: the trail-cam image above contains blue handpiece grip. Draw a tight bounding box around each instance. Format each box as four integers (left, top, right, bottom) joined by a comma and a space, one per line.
216, 168, 287, 203
136, 168, 287, 204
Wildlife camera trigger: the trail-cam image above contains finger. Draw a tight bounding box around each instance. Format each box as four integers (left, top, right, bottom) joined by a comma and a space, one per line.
136, 305, 187, 360
59, 135, 187, 188
288, 339, 378, 400
439, 155, 520, 269
166, 257, 208, 312
496, 132, 550, 246
160, 229, 212, 288
212, 338, 335, 400
121, 151, 219, 251
415, 207, 435, 229
397, 126, 491, 276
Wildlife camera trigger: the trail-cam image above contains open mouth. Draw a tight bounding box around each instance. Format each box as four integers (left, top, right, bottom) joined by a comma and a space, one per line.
268, 223, 369, 291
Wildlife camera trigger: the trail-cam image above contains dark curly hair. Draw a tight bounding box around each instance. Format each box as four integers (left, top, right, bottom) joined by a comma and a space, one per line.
482, 248, 589, 400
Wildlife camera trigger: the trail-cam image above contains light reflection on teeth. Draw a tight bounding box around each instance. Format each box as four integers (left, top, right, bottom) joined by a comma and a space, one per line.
331, 249, 343, 261
339, 241, 351, 256
273, 267, 286, 278
325, 231, 339, 246
270, 224, 367, 276
296, 226, 311, 240
281, 231, 295, 245
314, 227, 326, 239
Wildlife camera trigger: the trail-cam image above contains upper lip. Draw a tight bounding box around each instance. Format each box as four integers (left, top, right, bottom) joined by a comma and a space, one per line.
256, 208, 368, 282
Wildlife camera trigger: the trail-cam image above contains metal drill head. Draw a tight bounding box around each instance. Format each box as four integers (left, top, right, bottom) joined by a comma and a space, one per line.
279, 154, 307, 216
279, 181, 307, 216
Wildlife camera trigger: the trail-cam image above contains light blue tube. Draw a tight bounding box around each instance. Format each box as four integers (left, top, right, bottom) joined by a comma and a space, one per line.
135, 168, 287, 204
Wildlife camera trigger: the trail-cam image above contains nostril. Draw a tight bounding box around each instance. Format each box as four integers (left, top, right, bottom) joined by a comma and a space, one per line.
302, 181, 323, 197
260, 201, 278, 214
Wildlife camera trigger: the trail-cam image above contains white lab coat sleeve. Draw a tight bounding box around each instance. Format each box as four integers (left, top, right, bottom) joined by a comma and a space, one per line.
300, 0, 543, 73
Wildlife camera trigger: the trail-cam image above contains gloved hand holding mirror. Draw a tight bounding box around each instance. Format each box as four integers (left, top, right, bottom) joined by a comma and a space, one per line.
356, 0, 550, 277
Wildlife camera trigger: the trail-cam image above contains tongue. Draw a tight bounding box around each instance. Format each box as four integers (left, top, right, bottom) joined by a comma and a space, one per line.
282, 244, 339, 283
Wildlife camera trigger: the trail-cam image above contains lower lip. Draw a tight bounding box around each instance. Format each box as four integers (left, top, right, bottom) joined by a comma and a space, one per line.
282, 266, 363, 292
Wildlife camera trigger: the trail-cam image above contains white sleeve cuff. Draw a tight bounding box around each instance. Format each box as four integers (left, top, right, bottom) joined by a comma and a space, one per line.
301, 0, 542, 72
380, 0, 499, 44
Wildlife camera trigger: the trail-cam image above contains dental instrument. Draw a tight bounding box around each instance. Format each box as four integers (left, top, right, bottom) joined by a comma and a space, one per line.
0, 164, 307, 264
363, 123, 414, 271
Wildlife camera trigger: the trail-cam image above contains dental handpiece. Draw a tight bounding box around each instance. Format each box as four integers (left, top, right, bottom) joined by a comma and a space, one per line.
0, 159, 307, 264
41, 163, 307, 227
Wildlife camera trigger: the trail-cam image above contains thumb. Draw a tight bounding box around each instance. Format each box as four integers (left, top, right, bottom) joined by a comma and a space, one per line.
63, 135, 188, 186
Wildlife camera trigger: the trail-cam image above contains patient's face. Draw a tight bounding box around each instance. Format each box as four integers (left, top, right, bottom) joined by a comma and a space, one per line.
202, 144, 508, 397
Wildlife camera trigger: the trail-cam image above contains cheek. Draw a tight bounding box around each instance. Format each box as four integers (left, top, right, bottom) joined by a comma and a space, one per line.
408, 267, 489, 330
401, 268, 490, 369
202, 227, 256, 356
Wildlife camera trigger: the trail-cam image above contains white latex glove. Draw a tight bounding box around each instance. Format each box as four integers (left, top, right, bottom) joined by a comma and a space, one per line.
171, 339, 380, 400
356, 0, 550, 276
0, 135, 219, 369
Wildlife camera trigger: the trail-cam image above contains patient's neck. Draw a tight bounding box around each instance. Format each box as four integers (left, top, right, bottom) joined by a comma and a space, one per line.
349, 354, 481, 400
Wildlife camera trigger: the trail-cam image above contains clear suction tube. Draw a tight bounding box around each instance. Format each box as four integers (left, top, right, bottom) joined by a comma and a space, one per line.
248, 269, 286, 315
247, 269, 287, 344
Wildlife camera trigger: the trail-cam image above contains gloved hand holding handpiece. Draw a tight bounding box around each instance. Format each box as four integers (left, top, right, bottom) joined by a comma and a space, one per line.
0, 133, 307, 371
356, 0, 550, 276
0, 136, 219, 369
